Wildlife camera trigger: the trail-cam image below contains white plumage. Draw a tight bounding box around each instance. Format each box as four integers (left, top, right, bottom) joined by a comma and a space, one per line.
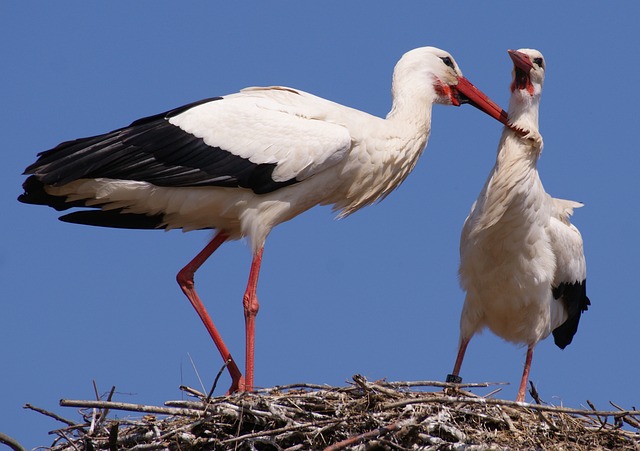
447, 49, 590, 402
20, 46, 508, 393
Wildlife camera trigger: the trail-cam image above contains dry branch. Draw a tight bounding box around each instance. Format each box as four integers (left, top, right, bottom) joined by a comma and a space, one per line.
0, 432, 26, 451
379, 379, 509, 389
24, 403, 76, 426
324, 420, 404, 451
381, 394, 640, 418
59, 399, 203, 417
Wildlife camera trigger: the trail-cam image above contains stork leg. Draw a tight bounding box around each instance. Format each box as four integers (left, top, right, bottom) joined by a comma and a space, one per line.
516, 345, 534, 402
242, 246, 264, 392
176, 231, 245, 394
446, 338, 470, 383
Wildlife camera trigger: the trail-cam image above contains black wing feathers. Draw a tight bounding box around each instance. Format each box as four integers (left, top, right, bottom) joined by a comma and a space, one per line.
19, 176, 87, 211
552, 280, 591, 349
21, 97, 298, 196
59, 210, 167, 230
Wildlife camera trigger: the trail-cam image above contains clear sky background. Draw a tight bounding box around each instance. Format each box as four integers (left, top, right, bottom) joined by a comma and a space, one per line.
2, 2, 638, 448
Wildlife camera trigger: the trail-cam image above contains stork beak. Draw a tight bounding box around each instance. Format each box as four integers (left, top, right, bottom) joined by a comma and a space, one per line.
508, 49, 534, 73
454, 77, 509, 125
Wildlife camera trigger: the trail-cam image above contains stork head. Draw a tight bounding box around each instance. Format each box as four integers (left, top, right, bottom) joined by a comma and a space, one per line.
506, 49, 545, 146
509, 48, 545, 97
392, 47, 508, 125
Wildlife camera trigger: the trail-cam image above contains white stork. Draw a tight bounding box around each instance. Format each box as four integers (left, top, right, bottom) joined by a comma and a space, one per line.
20, 47, 508, 393
446, 49, 590, 402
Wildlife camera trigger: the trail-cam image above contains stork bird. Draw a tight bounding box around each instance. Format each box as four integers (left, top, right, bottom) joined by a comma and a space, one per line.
447, 49, 590, 402
19, 47, 508, 393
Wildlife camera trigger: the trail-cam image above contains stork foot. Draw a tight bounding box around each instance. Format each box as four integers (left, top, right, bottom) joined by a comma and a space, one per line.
227, 375, 247, 395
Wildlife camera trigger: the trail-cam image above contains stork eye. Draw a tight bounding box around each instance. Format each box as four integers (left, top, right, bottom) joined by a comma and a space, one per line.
533, 57, 544, 68
440, 56, 455, 69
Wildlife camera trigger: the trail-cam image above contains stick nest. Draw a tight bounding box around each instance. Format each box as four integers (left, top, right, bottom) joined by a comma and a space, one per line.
27, 375, 640, 450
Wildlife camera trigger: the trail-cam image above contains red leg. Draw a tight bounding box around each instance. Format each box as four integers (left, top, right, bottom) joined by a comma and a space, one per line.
176, 231, 245, 394
447, 338, 470, 383
243, 247, 264, 392
516, 345, 534, 402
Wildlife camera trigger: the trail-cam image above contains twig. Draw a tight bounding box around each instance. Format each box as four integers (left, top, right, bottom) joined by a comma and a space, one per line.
102, 385, 117, 420
528, 381, 542, 404
587, 399, 607, 428
49, 423, 91, 436
60, 399, 203, 417
498, 408, 517, 432
456, 388, 481, 398
165, 400, 273, 418
483, 387, 504, 398
120, 443, 166, 450
381, 395, 640, 418
89, 381, 116, 434
24, 403, 77, 426
351, 374, 370, 392
90, 380, 100, 434
351, 375, 404, 399
206, 358, 231, 402
108, 422, 118, 451
323, 421, 403, 451
610, 400, 640, 429
234, 400, 245, 451
254, 382, 339, 393
92, 380, 101, 400
0, 432, 26, 451
380, 380, 509, 389
526, 381, 558, 431
58, 429, 81, 451
179, 385, 206, 399
283, 445, 305, 451
187, 352, 206, 395
221, 418, 343, 445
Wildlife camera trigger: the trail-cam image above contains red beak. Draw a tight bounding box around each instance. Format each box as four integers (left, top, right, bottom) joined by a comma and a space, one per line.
454, 77, 509, 125
508, 49, 534, 73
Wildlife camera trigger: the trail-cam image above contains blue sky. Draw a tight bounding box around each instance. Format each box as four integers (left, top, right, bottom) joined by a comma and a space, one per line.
2, 2, 638, 448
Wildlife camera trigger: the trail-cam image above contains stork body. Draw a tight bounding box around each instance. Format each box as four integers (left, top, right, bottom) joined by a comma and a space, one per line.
20, 47, 508, 393
448, 49, 590, 402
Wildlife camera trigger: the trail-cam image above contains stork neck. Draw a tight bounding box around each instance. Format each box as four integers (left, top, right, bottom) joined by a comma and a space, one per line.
386, 88, 434, 135
508, 90, 540, 134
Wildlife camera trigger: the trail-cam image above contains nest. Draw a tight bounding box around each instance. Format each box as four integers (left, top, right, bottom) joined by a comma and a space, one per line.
19, 375, 640, 450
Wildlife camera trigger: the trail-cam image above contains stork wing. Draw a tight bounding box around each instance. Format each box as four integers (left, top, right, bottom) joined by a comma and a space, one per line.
548, 197, 591, 349
22, 87, 353, 196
